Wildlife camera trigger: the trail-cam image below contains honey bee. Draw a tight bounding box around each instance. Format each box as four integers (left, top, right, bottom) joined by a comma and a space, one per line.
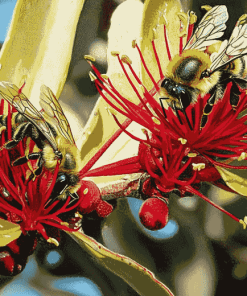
0, 82, 82, 200
160, 5, 247, 128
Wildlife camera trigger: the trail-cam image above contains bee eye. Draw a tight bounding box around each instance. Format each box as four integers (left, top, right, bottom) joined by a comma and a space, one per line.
161, 78, 169, 88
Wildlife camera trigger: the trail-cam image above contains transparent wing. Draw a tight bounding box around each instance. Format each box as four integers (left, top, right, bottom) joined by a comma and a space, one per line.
0, 82, 58, 151
0, 218, 22, 247
184, 5, 228, 51
210, 16, 247, 72
40, 85, 75, 144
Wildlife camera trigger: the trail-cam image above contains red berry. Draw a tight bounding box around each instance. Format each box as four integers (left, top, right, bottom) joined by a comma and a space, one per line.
77, 181, 101, 214
139, 198, 169, 230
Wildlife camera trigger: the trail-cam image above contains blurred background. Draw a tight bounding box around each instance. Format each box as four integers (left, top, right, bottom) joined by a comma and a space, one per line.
1, 0, 247, 295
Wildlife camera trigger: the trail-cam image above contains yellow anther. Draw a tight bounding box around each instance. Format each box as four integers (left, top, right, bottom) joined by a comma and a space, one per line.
89, 71, 97, 81
238, 152, 247, 161
75, 212, 83, 219
60, 222, 69, 226
201, 5, 212, 12
238, 14, 247, 26
132, 40, 137, 48
152, 117, 161, 125
121, 55, 132, 64
141, 129, 147, 134
101, 74, 109, 80
192, 163, 205, 171
111, 51, 120, 56
189, 11, 197, 24
83, 188, 89, 195
47, 237, 59, 247
178, 138, 187, 145
239, 217, 247, 229
0, 126, 6, 134
143, 142, 151, 148
84, 55, 96, 62
188, 152, 197, 158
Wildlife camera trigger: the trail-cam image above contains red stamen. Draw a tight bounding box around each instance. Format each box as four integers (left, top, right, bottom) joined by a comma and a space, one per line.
134, 43, 160, 90
187, 23, 194, 43
18, 82, 26, 95
151, 40, 164, 78
187, 185, 240, 223
163, 24, 172, 61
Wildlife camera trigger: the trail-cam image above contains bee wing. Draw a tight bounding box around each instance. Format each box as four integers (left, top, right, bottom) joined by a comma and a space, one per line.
0, 219, 22, 247
39, 85, 75, 145
0, 82, 58, 151
209, 19, 247, 72
184, 5, 228, 51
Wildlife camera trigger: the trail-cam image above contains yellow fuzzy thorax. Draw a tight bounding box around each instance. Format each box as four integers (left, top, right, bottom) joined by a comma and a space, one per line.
165, 49, 220, 95
42, 135, 82, 174
165, 49, 211, 84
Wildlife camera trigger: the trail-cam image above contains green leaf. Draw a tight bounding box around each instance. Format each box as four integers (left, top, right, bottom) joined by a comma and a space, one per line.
68, 230, 174, 296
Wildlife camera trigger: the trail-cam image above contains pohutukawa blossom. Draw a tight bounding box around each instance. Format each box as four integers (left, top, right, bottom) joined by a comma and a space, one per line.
85, 4, 247, 230
0, 97, 114, 275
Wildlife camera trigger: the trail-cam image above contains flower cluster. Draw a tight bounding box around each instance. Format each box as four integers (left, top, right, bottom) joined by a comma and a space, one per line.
85, 8, 247, 230
0, 99, 113, 275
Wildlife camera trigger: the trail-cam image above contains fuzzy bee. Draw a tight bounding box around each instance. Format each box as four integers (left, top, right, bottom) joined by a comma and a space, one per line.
0, 82, 82, 200
160, 5, 247, 128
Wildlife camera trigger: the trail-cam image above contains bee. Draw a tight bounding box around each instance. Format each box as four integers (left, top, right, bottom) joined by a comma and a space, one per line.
0, 82, 82, 200
160, 5, 247, 128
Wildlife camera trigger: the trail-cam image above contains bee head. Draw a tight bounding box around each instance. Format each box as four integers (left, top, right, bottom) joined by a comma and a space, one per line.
161, 78, 193, 110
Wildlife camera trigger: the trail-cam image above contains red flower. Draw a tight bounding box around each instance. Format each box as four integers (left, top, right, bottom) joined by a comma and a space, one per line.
0, 99, 113, 275
84, 11, 247, 230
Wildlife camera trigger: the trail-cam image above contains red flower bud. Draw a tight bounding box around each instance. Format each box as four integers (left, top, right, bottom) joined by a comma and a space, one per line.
139, 198, 169, 230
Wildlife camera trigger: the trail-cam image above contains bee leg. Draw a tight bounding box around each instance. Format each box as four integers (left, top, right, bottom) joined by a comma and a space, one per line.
230, 79, 242, 110
12, 152, 40, 166
25, 154, 43, 184
200, 90, 217, 129
5, 122, 32, 149
178, 97, 193, 130
172, 101, 183, 125
159, 98, 167, 118
34, 156, 44, 176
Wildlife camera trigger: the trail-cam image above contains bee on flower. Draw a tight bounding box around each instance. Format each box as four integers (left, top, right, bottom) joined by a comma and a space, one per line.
0, 96, 114, 276
85, 4, 247, 232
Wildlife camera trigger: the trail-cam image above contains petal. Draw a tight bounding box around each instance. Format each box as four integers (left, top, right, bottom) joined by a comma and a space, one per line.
140, 0, 184, 89
80, 0, 144, 167
0, 219, 22, 247
107, 0, 143, 77
0, 0, 85, 108
69, 230, 174, 296
216, 166, 247, 196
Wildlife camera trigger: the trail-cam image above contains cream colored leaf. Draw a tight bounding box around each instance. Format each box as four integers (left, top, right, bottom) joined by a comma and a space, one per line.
216, 166, 247, 196
68, 230, 174, 296
140, 0, 184, 90
0, 219, 22, 247
80, 0, 145, 168
0, 0, 85, 108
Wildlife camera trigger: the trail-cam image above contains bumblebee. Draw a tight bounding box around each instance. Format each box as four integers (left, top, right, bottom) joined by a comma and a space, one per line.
0, 82, 82, 200
160, 5, 247, 128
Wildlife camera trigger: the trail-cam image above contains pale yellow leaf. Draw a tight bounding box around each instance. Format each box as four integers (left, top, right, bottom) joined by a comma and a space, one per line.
68, 230, 174, 296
